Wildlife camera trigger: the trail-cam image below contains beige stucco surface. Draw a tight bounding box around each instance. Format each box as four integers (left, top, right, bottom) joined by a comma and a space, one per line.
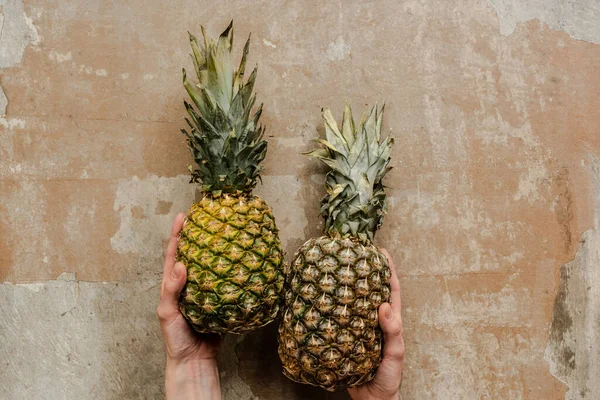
1, 0, 599, 398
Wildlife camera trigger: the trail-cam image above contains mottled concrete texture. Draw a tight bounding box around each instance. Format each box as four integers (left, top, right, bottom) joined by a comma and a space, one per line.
1, 0, 599, 399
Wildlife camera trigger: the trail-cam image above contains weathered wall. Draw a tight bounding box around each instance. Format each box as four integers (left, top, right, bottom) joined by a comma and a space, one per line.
1, 0, 599, 398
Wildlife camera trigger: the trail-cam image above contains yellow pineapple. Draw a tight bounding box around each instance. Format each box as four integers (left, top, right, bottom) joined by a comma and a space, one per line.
177, 22, 285, 334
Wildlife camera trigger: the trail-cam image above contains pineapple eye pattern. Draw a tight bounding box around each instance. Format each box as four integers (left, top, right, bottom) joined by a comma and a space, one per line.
178, 196, 285, 333
278, 236, 391, 391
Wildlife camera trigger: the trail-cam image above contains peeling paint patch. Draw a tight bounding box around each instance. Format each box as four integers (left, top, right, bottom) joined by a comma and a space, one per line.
326, 35, 351, 61
0, 116, 25, 129
0, 0, 39, 127
48, 49, 72, 63
262, 38, 277, 48
47, 47, 111, 76
513, 164, 548, 203
486, 0, 600, 44
0, 86, 6, 117
545, 155, 600, 399
110, 175, 195, 256
0, 0, 40, 67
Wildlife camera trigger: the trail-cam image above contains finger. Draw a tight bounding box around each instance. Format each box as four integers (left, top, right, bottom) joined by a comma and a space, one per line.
163, 213, 186, 282
379, 303, 405, 362
157, 262, 187, 326
381, 248, 401, 315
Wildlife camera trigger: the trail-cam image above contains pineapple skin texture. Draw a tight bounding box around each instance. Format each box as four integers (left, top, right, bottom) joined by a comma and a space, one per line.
177, 195, 285, 334
278, 236, 391, 391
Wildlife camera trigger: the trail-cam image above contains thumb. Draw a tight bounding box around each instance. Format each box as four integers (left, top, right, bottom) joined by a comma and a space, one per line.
379, 303, 405, 362
157, 262, 187, 325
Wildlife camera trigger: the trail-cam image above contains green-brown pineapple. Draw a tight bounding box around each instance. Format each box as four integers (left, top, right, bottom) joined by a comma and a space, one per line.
177, 22, 285, 334
278, 104, 393, 390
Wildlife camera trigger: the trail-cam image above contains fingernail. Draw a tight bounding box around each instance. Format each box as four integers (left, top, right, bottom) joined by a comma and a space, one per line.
172, 263, 184, 279
385, 304, 393, 320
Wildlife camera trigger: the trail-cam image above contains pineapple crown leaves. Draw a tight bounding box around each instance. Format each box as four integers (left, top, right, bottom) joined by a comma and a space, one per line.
181, 21, 267, 196
307, 103, 394, 243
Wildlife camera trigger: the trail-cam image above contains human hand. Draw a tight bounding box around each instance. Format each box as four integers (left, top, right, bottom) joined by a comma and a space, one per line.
348, 248, 404, 400
157, 212, 222, 400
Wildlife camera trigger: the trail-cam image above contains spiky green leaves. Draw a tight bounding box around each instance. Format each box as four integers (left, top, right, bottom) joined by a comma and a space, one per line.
182, 21, 266, 195
307, 104, 393, 243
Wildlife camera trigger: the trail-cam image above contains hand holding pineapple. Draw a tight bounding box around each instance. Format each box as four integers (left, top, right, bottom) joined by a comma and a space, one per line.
159, 21, 404, 396
278, 104, 398, 391
158, 218, 403, 398
158, 213, 222, 400
348, 249, 404, 400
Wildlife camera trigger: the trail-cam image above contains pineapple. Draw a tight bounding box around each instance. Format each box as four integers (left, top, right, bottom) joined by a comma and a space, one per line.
278, 104, 394, 391
177, 22, 285, 334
